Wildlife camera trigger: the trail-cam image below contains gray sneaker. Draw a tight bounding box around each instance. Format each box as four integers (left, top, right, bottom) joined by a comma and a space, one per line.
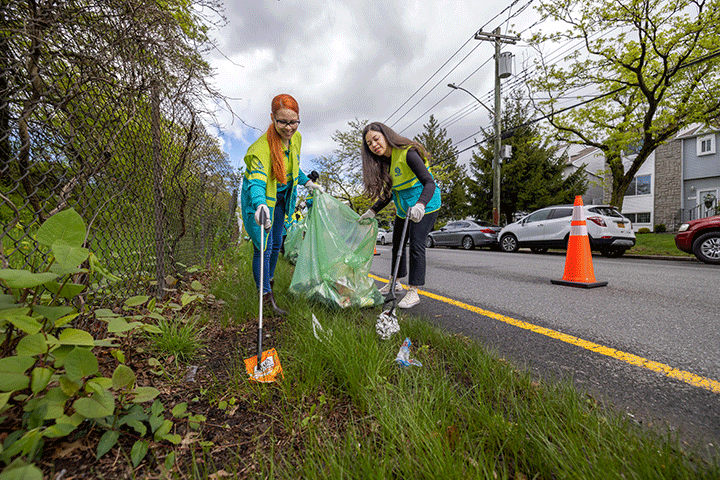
378, 281, 403, 295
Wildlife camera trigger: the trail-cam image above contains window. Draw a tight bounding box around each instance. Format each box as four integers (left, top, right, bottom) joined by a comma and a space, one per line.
524, 209, 551, 223
549, 207, 573, 219
625, 174, 651, 196
625, 212, 651, 224
697, 134, 715, 156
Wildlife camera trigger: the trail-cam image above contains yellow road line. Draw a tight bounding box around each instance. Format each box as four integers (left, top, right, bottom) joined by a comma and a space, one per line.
370, 274, 720, 394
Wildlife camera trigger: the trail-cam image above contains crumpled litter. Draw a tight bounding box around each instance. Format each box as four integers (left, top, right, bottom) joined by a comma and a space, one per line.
395, 338, 422, 367
312, 313, 332, 341
376, 309, 400, 340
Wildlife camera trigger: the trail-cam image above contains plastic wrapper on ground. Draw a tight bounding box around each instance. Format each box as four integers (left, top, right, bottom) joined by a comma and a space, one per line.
395, 338, 422, 367
289, 192, 382, 309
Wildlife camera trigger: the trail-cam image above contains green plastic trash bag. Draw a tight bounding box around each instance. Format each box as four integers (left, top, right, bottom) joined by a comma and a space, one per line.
284, 217, 306, 265
289, 192, 382, 308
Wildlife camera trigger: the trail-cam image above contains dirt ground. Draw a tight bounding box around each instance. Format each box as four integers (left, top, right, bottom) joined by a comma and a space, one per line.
1, 284, 309, 479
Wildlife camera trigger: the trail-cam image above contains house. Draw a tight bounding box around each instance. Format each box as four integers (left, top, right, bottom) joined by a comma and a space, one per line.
560, 144, 655, 231
657, 125, 720, 227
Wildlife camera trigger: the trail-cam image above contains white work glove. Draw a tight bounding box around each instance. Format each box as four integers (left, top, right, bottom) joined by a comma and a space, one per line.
305, 180, 324, 194
254, 204, 271, 230
407, 203, 426, 223
358, 208, 375, 223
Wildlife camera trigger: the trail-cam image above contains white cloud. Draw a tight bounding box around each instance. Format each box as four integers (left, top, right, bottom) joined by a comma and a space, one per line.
202, 0, 542, 171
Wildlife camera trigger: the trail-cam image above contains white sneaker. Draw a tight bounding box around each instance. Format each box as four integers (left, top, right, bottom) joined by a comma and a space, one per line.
379, 281, 403, 295
398, 288, 420, 309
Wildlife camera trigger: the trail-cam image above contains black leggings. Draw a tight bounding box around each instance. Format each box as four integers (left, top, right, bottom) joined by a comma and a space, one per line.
390, 211, 438, 286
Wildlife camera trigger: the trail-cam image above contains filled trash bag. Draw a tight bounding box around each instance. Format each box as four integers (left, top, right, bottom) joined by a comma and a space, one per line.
283, 216, 306, 265
289, 192, 382, 308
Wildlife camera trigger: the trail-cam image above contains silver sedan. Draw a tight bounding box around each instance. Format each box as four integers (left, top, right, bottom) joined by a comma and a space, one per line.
426, 220, 501, 250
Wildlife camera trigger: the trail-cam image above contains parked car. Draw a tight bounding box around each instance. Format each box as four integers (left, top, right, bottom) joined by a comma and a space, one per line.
675, 215, 720, 264
498, 204, 636, 257
376, 228, 391, 245
426, 220, 501, 250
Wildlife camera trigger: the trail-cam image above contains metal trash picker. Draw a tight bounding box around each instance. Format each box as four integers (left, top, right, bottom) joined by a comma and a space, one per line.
244, 207, 283, 382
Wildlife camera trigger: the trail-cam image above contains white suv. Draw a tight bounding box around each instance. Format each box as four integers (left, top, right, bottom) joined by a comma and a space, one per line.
499, 204, 636, 258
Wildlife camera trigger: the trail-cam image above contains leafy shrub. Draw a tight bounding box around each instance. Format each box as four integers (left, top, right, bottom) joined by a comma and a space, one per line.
0, 209, 195, 477
637, 227, 651, 234
654, 224, 667, 233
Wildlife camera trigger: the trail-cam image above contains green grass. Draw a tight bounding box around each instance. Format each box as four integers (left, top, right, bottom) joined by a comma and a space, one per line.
627, 232, 693, 257
200, 245, 718, 479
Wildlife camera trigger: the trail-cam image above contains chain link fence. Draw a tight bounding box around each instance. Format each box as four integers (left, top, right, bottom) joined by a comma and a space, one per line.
1, 2, 239, 303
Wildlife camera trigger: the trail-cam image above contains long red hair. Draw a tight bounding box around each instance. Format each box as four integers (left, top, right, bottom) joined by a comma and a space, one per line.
266, 94, 299, 184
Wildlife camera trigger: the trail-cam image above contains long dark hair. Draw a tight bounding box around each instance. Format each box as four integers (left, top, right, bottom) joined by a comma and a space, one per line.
360, 122, 431, 200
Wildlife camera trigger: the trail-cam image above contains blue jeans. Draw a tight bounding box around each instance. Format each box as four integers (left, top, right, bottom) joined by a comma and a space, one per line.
252, 188, 287, 294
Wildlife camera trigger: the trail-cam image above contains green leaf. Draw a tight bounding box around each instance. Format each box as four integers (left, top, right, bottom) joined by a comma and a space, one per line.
106, 317, 136, 333
0, 270, 58, 289
124, 419, 147, 437
162, 433, 182, 445
43, 413, 82, 439
58, 328, 95, 346
49, 263, 86, 276
96, 430, 120, 459
153, 419, 173, 441
0, 308, 43, 335
30, 368, 53, 394
16, 334, 53, 357
55, 313, 79, 328
36, 387, 70, 420
95, 308, 119, 318
43, 281, 85, 299
51, 243, 89, 269
190, 280, 203, 291
112, 365, 136, 390
149, 414, 164, 433
0, 293, 19, 308
73, 390, 115, 418
0, 356, 35, 392
131, 386, 160, 403
180, 292, 197, 306
0, 458, 43, 480
35, 208, 86, 248
130, 440, 149, 467
59, 377, 81, 396
0, 392, 11, 410
125, 295, 150, 307
64, 347, 98, 381
32, 305, 75, 325
188, 414, 206, 430
171, 402, 188, 418
85, 377, 112, 393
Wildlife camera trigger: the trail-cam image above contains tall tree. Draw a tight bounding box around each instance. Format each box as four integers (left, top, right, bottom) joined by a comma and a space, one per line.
467, 89, 587, 223
314, 118, 368, 210
414, 115, 469, 223
529, 0, 720, 209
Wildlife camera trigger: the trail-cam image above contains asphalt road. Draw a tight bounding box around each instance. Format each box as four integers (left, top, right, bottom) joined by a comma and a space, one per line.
370, 245, 720, 458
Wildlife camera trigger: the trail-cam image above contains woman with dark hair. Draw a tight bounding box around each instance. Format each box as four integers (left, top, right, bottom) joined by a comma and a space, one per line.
358, 122, 441, 309
241, 94, 323, 316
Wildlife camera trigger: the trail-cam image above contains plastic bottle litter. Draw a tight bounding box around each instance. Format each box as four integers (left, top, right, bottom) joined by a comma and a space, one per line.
395, 338, 422, 367
185, 365, 198, 382
312, 313, 332, 341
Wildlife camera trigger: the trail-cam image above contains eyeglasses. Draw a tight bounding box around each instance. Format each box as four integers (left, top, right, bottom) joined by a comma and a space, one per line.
275, 119, 300, 127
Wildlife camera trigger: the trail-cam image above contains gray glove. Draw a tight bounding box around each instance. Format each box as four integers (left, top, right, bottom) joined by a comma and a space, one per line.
254, 204, 271, 230
305, 180, 324, 194
407, 203, 425, 223
358, 209, 376, 223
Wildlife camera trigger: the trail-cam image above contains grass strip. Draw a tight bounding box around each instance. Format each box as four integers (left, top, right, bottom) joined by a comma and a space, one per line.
207, 244, 717, 479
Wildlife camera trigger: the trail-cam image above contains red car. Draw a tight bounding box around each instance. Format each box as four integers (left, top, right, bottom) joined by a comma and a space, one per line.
675, 215, 720, 264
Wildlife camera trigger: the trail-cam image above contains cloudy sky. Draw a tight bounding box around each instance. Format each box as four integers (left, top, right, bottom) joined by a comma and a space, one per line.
203, 0, 547, 173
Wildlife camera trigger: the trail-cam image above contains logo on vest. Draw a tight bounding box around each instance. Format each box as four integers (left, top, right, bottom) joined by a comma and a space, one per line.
394, 167, 401, 176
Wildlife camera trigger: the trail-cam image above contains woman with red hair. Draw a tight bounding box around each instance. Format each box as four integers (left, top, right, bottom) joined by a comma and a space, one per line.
241, 94, 322, 316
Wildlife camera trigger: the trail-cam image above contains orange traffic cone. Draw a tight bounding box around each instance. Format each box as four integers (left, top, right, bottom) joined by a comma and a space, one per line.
551, 196, 608, 288
374, 246, 380, 256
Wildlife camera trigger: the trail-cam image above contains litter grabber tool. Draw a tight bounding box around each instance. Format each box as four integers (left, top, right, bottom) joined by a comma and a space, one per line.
376, 216, 410, 339
244, 207, 283, 382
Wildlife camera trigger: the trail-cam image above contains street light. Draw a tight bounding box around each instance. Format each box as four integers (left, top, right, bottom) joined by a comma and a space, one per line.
447, 83, 494, 117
